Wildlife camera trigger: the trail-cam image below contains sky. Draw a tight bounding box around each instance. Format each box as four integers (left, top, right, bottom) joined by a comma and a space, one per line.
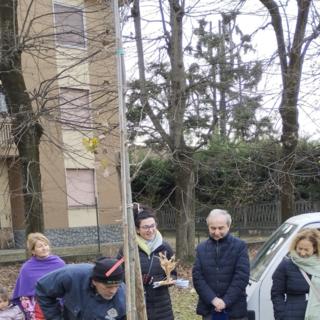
237, 1, 320, 138
120, 0, 320, 139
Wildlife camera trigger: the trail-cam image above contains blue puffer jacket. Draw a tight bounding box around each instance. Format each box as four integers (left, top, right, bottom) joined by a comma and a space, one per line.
271, 257, 310, 320
192, 232, 250, 318
35, 264, 126, 320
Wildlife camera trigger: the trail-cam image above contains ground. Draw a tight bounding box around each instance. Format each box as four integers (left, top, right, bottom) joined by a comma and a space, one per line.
170, 246, 259, 319
0, 245, 259, 320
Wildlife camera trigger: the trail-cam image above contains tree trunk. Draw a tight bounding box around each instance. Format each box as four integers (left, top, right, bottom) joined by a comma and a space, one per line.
168, 0, 187, 150
259, 0, 312, 222
218, 20, 227, 141
173, 151, 195, 263
0, 0, 44, 237
132, 0, 197, 262
280, 73, 300, 222
280, 151, 296, 223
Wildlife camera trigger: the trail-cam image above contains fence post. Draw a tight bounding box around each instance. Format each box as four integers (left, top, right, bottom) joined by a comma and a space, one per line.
197, 217, 200, 244
243, 209, 247, 228
315, 202, 320, 212
276, 202, 281, 226
95, 196, 101, 253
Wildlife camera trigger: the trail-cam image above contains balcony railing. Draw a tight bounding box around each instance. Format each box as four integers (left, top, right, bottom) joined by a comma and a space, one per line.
0, 122, 12, 144
0, 120, 16, 156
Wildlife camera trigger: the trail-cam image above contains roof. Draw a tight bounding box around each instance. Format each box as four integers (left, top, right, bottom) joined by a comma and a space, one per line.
286, 212, 320, 225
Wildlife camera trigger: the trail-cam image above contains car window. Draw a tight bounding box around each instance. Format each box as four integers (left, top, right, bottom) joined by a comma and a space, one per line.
250, 223, 298, 281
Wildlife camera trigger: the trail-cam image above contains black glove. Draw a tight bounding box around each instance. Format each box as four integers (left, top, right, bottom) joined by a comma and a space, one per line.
142, 274, 153, 285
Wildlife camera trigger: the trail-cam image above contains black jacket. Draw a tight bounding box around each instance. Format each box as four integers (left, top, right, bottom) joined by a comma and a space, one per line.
192, 232, 250, 318
118, 239, 177, 320
271, 258, 310, 320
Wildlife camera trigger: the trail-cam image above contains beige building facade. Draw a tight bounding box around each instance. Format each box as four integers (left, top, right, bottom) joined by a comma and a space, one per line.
0, 0, 122, 248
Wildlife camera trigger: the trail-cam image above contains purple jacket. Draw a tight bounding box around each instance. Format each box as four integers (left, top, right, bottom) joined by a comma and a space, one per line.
13, 255, 66, 299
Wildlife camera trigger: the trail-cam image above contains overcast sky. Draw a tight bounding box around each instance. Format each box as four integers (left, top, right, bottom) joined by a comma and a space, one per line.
121, 0, 320, 139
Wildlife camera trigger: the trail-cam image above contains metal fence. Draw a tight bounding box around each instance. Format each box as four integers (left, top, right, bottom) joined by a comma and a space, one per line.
157, 201, 320, 232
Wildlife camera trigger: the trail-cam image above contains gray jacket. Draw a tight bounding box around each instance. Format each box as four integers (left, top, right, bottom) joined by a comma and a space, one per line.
0, 303, 25, 320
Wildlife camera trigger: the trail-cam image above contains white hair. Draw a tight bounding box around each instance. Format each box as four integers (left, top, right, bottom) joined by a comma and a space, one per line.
206, 209, 232, 226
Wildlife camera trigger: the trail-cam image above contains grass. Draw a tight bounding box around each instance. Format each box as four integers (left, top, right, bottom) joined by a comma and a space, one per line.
169, 263, 202, 320
171, 285, 202, 320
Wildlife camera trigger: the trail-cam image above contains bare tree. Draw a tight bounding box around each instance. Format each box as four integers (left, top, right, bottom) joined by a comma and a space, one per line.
256, 0, 320, 222
129, 0, 259, 262
0, 0, 121, 242
0, 0, 44, 234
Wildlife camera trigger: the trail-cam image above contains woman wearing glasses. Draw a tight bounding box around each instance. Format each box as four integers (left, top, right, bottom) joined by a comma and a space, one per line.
117, 203, 177, 320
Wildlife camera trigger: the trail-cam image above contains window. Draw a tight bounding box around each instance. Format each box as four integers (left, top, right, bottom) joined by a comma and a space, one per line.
59, 88, 91, 129
66, 169, 95, 207
250, 223, 298, 281
53, 3, 86, 48
0, 86, 8, 113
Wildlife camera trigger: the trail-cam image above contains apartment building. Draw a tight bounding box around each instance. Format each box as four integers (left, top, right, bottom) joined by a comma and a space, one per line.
0, 0, 122, 248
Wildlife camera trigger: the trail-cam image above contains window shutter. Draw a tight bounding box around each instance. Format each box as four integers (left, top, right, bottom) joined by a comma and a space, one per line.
59, 88, 91, 129
54, 4, 85, 48
66, 169, 95, 207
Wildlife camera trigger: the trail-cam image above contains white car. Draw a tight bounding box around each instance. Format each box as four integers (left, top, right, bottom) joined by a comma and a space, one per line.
246, 212, 320, 320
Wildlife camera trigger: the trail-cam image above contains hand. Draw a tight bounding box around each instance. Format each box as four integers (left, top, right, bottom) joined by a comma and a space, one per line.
142, 274, 153, 285
164, 277, 174, 288
212, 298, 226, 312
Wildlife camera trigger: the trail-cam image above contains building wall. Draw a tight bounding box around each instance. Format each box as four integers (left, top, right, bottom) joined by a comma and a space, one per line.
18, 0, 70, 229
9, 0, 122, 236
53, 0, 122, 228
13, 224, 123, 248
8, 161, 25, 230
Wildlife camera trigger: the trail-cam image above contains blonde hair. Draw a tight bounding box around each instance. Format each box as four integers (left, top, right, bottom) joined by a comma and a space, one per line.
289, 228, 320, 258
27, 233, 51, 258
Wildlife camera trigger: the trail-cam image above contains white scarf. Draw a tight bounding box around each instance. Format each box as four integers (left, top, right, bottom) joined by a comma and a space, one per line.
136, 230, 163, 256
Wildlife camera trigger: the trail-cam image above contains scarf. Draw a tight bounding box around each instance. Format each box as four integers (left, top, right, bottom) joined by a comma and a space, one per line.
136, 230, 163, 256
12, 255, 66, 299
291, 251, 320, 320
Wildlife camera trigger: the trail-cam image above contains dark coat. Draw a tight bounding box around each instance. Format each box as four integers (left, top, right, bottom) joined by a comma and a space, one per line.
271, 257, 310, 320
35, 264, 126, 320
192, 232, 250, 318
118, 239, 177, 320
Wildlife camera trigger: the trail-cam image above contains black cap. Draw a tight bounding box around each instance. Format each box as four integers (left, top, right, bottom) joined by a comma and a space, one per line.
91, 257, 124, 284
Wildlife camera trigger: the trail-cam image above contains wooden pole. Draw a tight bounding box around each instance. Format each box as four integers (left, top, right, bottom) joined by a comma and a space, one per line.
112, 0, 134, 318
114, 154, 148, 320
112, 1, 147, 318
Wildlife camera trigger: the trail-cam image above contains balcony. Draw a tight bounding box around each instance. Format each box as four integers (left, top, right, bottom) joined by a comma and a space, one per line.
0, 119, 17, 157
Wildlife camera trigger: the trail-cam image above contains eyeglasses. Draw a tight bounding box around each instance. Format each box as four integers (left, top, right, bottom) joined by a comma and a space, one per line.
140, 223, 157, 231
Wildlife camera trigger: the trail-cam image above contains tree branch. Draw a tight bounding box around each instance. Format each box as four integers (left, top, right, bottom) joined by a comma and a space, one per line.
259, 0, 288, 85
131, 0, 173, 149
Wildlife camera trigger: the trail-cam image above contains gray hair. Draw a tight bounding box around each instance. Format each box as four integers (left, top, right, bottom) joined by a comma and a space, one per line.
206, 209, 232, 226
